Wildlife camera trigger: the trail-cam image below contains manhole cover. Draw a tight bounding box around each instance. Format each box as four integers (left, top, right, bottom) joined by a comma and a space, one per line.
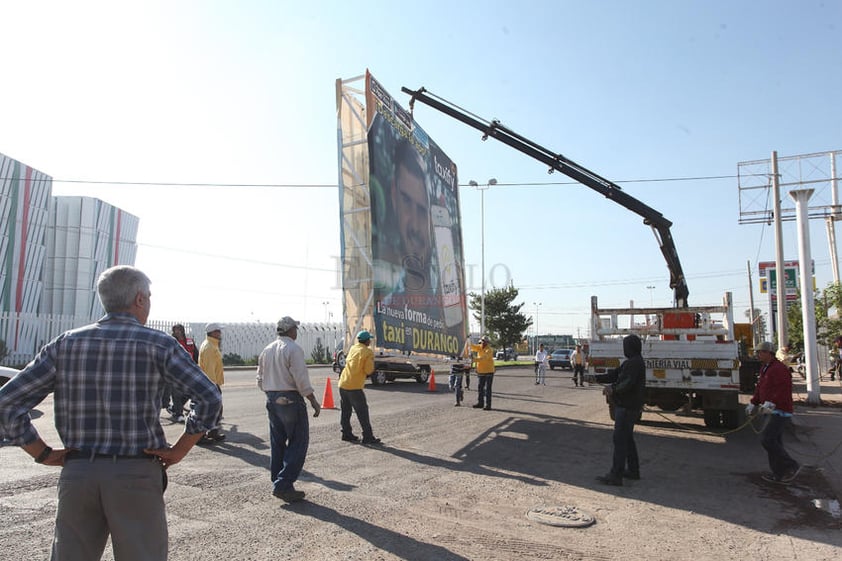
526, 505, 596, 528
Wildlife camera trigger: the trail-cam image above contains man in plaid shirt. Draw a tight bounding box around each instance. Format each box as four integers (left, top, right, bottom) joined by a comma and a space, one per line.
0, 265, 222, 560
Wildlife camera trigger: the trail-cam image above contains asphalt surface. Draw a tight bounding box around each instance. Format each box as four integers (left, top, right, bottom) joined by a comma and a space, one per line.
1, 364, 840, 560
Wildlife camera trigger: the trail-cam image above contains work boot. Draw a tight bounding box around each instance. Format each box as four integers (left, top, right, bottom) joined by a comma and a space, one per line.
596, 474, 623, 486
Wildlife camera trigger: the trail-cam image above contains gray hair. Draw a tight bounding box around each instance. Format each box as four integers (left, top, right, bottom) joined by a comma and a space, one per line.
97, 266, 151, 313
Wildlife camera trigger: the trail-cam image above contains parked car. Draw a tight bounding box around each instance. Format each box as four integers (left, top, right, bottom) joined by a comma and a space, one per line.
332, 350, 432, 386
495, 348, 517, 361
548, 349, 573, 370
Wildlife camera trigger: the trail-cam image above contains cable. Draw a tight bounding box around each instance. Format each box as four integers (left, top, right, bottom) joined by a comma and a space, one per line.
0, 173, 738, 189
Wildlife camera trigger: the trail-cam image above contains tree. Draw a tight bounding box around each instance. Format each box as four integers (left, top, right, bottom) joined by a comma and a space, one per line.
310, 338, 329, 364
784, 282, 842, 353
468, 284, 531, 349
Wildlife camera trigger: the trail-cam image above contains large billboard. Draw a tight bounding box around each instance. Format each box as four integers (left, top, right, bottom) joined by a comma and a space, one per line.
363, 72, 468, 356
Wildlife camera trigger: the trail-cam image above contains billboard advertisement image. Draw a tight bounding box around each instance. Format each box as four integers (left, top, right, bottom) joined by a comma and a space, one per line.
365, 72, 467, 356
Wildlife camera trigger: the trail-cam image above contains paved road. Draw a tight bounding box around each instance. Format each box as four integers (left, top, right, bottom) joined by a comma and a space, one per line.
1, 365, 840, 560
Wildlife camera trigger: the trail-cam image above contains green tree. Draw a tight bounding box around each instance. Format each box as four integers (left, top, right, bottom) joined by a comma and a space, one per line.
784, 282, 842, 353
468, 284, 531, 349
310, 339, 329, 364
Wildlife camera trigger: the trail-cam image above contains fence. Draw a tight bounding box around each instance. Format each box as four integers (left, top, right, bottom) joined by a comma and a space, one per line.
0, 311, 344, 367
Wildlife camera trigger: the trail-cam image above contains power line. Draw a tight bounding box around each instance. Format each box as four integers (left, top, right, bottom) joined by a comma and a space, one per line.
1, 173, 738, 189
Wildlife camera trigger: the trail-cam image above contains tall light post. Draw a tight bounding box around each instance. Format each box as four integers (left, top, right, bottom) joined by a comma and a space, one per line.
469, 178, 497, 336
322, 300, 330, 323
532, 301, 542, 353
646, 285, 655, 306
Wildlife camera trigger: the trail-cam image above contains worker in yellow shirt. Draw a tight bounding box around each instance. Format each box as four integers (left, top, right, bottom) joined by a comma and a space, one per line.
469, 336, 495, 410
338, 330, 382, 445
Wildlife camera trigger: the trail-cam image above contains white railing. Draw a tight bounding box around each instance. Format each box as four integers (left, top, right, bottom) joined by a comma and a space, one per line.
0, 312, 343, 367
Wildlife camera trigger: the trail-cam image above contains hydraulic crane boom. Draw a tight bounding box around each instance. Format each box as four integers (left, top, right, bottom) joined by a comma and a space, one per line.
401, 86, 690, 308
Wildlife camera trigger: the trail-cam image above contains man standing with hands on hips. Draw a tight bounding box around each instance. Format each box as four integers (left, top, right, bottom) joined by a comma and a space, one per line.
0, 265, 222, 560
257, 316, 321, 503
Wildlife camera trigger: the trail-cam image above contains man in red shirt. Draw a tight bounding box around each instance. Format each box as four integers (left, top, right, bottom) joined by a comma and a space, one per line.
168, 324, 199, 422
748, 341, 800, 484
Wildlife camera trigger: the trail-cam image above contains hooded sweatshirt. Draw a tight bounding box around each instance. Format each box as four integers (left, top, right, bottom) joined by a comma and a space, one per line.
608, 334, 647, 410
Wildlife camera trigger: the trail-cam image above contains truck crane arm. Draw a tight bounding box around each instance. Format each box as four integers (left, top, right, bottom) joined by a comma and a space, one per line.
401, 86, 690, 308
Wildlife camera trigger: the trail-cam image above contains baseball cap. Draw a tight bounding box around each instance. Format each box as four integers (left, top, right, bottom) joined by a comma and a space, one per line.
357, 330, 372, 342
756, 341, 775, 353
277, 316, 300, 333
205, 322, 224, 333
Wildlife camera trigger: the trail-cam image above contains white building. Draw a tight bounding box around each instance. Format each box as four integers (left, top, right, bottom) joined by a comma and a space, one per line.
0, 152, 138, 363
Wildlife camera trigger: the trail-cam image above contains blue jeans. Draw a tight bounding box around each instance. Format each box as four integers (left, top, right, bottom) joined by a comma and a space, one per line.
761, 413, 799, 478
611, 405, 640, 477
265, 391, 309, 493
340, 388, 375, 439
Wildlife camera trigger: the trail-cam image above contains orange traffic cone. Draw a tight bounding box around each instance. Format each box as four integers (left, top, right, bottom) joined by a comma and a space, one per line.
427, 369, 437, 392
322, 377, 336, 409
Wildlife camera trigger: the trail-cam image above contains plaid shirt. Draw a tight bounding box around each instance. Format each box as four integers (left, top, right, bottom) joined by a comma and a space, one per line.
0, 313, 222, 455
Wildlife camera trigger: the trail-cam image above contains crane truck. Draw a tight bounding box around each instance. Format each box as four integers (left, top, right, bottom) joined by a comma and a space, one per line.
402, 86, 743, 427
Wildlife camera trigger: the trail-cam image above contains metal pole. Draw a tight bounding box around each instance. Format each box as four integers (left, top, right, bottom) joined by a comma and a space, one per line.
481, 187, 486, 336
772, 151, 788, 349
824, 150, 839, 286
747, 260, 757, 349
790, 189, 820, 405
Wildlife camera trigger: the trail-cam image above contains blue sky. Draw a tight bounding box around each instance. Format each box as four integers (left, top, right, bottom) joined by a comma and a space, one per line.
1, 1, 840, 337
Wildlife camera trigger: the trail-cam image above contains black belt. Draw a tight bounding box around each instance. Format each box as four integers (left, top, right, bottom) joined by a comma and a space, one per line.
65, 450, 153, 461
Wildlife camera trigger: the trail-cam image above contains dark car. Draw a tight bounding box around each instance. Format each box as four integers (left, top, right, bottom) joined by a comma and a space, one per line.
332, 350, 431, 385
549, 349, 572, 370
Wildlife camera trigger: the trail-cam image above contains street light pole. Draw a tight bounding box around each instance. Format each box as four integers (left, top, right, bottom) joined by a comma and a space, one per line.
532, 301, 542, 353
469, 178, 497, 336
322, 301, 330, 323
646, 285, 655, 306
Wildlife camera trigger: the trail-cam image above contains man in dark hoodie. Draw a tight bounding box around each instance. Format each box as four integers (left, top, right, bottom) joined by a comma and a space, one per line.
595, 334, 646, 486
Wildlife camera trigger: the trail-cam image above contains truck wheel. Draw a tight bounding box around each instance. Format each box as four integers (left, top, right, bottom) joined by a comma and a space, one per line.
703, 409, 722, 428
332, 352, 345, 374
415, 368, 430, 384
372, 370, 387, 385
722, 409, 739, 429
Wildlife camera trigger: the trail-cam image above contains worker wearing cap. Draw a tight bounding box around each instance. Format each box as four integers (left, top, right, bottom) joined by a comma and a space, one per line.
257, 316, 321, 503
469, 336, 496, 410
199, 322, 226, 443
748, 341, 800, 484
338, 330, 382, 445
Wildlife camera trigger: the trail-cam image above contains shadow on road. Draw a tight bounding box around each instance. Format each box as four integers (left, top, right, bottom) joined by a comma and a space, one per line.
286, 501, 470, 561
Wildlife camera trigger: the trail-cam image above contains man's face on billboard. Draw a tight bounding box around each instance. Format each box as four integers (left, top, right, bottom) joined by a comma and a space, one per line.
394, 163, 431, 265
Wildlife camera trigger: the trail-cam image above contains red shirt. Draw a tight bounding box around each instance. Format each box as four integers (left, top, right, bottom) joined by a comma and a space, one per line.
751, 358, 794, 413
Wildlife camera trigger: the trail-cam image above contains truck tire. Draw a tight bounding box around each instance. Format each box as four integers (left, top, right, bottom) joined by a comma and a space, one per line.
415, 368, 430, 384
371, 370, 387, 386
333, 352, 346, 374
703, 409, 722, 428
722, 409, 739, 429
